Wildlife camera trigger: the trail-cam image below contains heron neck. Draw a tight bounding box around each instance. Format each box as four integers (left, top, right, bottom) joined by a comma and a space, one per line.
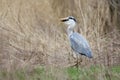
67, 26, 74, 37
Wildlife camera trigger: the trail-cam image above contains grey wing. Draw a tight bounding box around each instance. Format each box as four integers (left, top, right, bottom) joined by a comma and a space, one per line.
69, 33, 92, 58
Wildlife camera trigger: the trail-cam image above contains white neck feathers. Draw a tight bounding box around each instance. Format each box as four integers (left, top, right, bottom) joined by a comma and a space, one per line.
67, 26, 74, 37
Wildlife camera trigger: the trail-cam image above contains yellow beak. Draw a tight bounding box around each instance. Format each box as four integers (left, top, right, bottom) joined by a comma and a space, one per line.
60, 17, 68, 22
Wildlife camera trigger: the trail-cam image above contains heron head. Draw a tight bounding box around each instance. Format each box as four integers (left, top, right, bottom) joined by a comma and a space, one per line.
60, 16, 76, 27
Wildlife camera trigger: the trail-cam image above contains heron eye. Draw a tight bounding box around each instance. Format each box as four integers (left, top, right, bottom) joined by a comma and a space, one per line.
69, 17, 73, 19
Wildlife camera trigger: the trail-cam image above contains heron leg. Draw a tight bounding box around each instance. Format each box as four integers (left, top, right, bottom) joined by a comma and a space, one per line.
71, 53, 79, 67
73, 53, 79, 68
78, 55, 82, 65
68, 52, 71, 64
76, 54, 79, 68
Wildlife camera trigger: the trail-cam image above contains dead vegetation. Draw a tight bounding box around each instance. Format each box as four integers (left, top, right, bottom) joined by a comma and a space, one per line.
0, 0, 120, 73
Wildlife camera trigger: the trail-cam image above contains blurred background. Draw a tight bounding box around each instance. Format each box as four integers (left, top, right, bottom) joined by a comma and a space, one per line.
0, 0, 120, 79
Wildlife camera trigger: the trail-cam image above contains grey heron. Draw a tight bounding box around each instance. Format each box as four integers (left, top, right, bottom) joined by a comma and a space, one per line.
60, 16, 93, 66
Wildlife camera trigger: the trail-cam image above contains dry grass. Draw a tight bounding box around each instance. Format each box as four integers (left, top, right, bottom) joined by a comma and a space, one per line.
0, 0, 120, 79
